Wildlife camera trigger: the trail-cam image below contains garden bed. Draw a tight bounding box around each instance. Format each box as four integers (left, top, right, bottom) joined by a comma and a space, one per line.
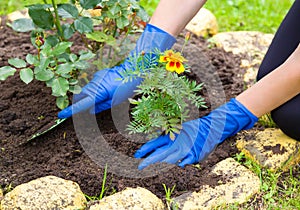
0, 18, 252, 200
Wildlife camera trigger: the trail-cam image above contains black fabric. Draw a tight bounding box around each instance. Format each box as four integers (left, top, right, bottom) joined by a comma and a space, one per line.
256, 0, 300, 140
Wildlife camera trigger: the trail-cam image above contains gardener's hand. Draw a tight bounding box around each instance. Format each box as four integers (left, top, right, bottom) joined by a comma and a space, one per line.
58, 64, 138, 118
58, 24, 176, 119
134, 98, 258, 170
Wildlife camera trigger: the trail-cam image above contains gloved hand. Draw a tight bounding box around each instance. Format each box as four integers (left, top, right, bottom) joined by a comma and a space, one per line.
58, 24, 176, 119
134, 98, 258, 170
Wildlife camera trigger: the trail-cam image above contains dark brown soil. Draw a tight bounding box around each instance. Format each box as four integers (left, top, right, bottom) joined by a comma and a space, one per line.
0, 16, 251, 201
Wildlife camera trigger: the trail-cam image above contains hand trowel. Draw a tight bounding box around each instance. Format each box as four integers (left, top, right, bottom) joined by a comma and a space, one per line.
24, 118, 67, 144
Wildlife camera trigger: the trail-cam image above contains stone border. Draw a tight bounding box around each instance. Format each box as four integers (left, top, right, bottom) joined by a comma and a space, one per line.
0, 157, 261, 209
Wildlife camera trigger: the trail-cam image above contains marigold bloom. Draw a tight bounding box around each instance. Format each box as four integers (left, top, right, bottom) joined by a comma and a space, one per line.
159, 50, 187, 74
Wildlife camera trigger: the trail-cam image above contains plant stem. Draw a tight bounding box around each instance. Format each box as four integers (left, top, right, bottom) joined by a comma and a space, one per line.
99, 47, 104, 68
99, 164, 108, 200
80, 34, 93, 51
51, 0, 64, 40
109, 15, 136, 67
107, 23, 118, 64
37, 48, 41, 60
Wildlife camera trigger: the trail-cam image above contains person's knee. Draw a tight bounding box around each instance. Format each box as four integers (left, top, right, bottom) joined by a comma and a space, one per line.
271, 99, 300, 140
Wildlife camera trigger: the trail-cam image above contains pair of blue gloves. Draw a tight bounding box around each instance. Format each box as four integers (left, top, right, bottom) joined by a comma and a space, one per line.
58, 24, 258, 170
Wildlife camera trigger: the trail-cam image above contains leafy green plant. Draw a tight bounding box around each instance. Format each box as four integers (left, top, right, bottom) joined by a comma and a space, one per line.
2, 183, 14, 194
122, 42, 207, 140
232, 151, 300, 209
1, 40, 95, 109
234, 151, 246, 163
0, 0, 148, 109
99, 163, 108, 200
162, 183, 178, 210
258, 113, 277, 128
85, 164, 117, 201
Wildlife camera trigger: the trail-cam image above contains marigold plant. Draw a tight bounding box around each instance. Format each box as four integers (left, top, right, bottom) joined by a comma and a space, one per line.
122, 47, 207, 140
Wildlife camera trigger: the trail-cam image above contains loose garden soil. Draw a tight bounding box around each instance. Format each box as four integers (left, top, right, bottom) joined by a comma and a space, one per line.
0, 16, 261, 202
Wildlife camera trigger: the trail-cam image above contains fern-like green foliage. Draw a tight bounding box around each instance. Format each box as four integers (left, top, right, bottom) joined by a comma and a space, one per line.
123, 49, 207, 140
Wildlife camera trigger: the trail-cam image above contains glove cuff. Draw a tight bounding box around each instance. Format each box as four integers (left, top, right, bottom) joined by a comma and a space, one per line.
202, 98, 258, 143
229, 98, 258, 129
144, 23, 176, 50
134, 23, 176, 54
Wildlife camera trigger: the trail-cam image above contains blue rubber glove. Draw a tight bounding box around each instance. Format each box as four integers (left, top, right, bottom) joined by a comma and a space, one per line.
58, 24, 176, 119
134, 98, 258, 170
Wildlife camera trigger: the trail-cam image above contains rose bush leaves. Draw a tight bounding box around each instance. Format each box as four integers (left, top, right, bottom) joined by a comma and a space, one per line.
28, 4, 54, 30
3, 0, 148, 109
0, 42, 95, 109
79, 0, 102, 10
57, 4, 79, 18
20, 68, 34, 84
0, 66, 16, 80
11, 18, 35, 32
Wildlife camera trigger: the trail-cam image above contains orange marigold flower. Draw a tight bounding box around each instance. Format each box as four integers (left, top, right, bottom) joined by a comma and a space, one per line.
159, 50, 187, 74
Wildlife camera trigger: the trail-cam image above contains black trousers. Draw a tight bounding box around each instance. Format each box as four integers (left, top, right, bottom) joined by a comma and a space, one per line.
256, 0, 300, 140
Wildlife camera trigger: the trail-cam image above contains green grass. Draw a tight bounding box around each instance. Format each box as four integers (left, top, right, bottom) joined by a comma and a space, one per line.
140, 0, 293, 34
232, 152, 300, 209
204, 0, 294, 34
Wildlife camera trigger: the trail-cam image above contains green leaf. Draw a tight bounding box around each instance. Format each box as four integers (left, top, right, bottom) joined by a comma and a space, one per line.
35, 69, 54, 81
11, 18, 35, 32
74, 17, 93, 34
136, 7, 150, 22
69, 78, 78, 85
8, 58, 27, 68
0, 66, 16, 80
58, 4, 79, 18
52, 42, 73, 56
86, 31, 116, 45
45, 77, 54, 87
20, 68, 34, 84
60, 73, 71, 79
169, 132, 176, 141
26, 54, 37, 65
45, 35, 59, 47
56, 95, 69, 109
38, 56, 51, 70
28, 7, 54, 29
79, 0, 101, 9
40, 44, 52, 56
62, 23, 75, 39
69, 54, 78, 62
57, 58, 67, 63
110, 4, 121, 15
51, 77, 69, 96
73, 60, 89, 69
69, 85, 82, 94
116, 16, 130, 29
56, 63, 73, 74
79, 51, 95, 60
34, 66, 42, 74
